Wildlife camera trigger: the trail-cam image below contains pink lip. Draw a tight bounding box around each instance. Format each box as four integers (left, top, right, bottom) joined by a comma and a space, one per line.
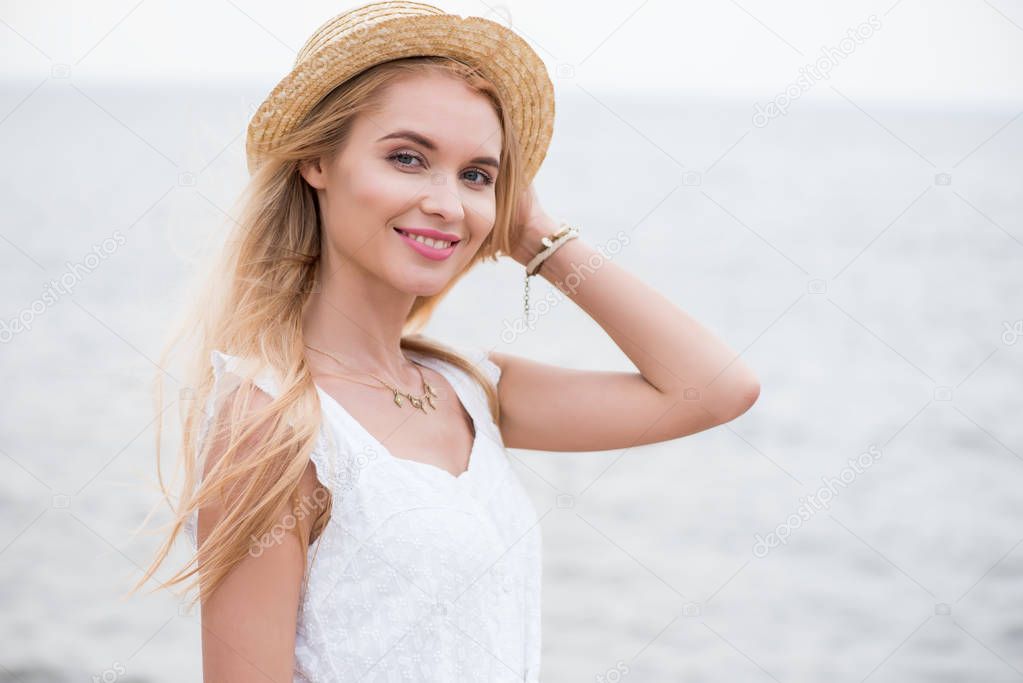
395, 226, 462, 241
393, 227, 459, 261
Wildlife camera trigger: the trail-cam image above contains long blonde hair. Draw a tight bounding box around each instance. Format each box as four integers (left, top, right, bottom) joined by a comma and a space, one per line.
129, 56, 525, 611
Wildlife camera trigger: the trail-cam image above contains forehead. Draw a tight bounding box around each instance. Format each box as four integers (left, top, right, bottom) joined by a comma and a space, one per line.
365, 73, 502, 159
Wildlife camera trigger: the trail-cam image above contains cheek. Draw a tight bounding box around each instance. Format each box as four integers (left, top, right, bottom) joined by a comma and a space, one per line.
467, 215, 497, 248
465, 192, 497, 230
345, 165, 404, 216
328, 166, 417, 246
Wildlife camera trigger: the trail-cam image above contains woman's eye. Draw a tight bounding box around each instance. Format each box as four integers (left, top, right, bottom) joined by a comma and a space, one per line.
389, 151, 422, 168
463, 168, 494, 186
388, 151, 494, 187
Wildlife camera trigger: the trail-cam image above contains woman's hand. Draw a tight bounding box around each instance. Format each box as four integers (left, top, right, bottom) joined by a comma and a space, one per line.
509, 181, 561, 268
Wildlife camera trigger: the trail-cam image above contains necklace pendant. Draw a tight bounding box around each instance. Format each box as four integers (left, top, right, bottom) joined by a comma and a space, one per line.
424, 381, 438, 397
409, 395, 422, 410
393, 392, 403, 407
426, 394, 436, 410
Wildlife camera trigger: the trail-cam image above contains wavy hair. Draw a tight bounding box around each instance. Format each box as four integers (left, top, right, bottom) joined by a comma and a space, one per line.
128, 56, 525, 611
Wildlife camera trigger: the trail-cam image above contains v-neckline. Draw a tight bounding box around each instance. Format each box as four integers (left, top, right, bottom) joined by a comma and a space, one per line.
313, 352, 481, 482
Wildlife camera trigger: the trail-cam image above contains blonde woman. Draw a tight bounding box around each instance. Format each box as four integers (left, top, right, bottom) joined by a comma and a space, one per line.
133, 3, 759, 681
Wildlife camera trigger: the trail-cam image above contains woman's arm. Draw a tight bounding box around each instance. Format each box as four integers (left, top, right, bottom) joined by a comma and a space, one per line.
495, 192, 760, 452
198, 386, 323, 681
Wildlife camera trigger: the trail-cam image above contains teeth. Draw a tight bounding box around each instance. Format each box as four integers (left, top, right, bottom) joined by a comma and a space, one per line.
398, 229, 453, 249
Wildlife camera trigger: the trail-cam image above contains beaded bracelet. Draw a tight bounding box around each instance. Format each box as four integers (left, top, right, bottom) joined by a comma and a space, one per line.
523, 223, 580, 319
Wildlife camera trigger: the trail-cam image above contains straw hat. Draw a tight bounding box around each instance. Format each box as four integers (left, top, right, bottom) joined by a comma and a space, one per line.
246, 1, 555, 183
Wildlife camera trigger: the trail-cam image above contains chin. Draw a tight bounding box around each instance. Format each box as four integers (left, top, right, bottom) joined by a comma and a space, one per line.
394, 275, 452, 298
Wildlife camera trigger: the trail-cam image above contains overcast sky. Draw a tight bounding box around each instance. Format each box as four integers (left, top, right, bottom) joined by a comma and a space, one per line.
2, 0, 1021, 104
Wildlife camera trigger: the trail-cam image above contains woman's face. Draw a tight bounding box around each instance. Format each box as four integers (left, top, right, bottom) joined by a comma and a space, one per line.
301, 71, 503, 297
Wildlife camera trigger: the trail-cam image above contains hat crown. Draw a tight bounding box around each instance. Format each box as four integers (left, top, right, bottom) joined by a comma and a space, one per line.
295, 1, 446, 67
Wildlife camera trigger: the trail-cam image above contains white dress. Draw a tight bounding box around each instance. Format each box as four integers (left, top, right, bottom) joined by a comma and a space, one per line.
184, 346, 543, 682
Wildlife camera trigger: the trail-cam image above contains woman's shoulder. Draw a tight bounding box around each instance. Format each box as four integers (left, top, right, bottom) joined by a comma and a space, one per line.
407, 343, 502, 387
204, 347, 340, 488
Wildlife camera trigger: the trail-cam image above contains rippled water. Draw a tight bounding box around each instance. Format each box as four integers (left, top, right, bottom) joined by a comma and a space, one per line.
1, 82, 1021, 681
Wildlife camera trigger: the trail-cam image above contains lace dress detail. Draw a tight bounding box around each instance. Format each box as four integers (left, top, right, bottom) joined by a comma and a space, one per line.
184, 346, 543, 682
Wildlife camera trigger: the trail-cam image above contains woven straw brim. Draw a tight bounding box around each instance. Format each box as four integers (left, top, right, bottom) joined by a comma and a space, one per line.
246, 2, 555, 184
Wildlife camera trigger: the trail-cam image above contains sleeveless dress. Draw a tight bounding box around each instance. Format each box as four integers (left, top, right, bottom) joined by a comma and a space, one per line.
184, 346, 543, 682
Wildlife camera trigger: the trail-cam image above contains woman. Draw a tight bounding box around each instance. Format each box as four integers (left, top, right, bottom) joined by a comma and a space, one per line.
134, 3, 760, 681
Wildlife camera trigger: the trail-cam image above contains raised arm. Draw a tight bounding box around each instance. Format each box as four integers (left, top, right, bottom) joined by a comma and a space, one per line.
496, 201, 760, 452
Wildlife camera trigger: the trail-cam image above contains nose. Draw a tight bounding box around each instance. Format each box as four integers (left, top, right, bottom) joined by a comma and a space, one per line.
418, 172, 466, 223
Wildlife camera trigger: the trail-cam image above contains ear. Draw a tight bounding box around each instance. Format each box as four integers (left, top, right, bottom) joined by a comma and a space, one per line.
299, 157, 327, 190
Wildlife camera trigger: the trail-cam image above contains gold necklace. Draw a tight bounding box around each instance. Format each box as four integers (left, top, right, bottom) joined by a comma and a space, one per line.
304, 343, 439, 413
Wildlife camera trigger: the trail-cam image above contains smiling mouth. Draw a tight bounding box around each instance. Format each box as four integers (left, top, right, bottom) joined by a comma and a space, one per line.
393, 227, 460, 249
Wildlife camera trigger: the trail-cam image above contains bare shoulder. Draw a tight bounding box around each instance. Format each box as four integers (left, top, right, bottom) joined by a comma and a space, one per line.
199, 380, 327, 545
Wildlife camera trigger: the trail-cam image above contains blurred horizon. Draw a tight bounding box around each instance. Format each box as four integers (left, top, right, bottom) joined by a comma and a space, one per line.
2, 0, 1022, 103
1, 1, 1021, 681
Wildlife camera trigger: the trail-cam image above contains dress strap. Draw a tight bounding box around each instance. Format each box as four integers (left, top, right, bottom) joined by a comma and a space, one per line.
405, 345, 503, 443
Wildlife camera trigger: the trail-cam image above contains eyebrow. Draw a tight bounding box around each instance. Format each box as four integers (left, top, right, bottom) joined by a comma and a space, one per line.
376, 130, 500, 170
